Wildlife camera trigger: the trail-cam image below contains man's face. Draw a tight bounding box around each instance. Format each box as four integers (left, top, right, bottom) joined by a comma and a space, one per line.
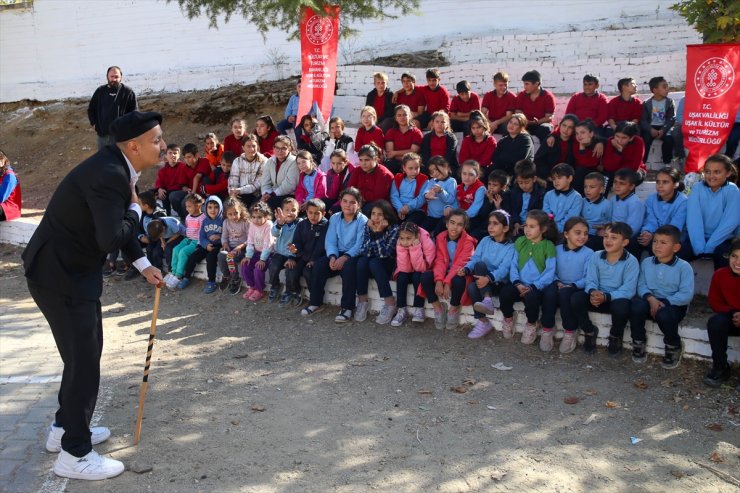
107, 68, 122, 88
131, 126, 166, 169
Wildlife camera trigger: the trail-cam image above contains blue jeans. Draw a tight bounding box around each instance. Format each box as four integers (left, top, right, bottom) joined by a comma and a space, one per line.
541, 282, 582, 331
309, 255, 359, 310
356, 256, 394, 299
629, 297, 687, 346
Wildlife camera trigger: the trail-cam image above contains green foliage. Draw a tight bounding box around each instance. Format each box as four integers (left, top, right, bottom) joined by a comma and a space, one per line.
670, 0, 740, 43
169, 0, 420, 40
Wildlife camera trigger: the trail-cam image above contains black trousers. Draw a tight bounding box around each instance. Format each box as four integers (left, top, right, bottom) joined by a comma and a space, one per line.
269, 253, 302, 293
184, 245, 219, 282
146, 236, 183, 271
419, 271, 465, 306
629, 297, 687, 346
571, 291, 630, 338
309, 255, 359, 309
396, 271, 425, 308
499, 283, 544, 323
28, 280, 102, 457
707, 313, 740, 369
541, 283, 582, 331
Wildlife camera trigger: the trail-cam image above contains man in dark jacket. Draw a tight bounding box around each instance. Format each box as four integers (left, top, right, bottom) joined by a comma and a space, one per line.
23, 111, 165, 480
87, 66, 138, 149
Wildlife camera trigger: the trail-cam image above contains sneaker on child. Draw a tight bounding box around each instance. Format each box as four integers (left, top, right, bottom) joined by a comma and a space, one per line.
354, 301, 369, 322
390, 308, 408, 327
559, 331, 577, 354
661, 344, 682, 369
468, 318, 493, 339
411, 307, 425, 323
539, 330, 554, 351
433, 303, 447, 330
473, 297, 496, 315
607, 336, 622, 357
631, 340, 647, 363
521, 322, 538, 345
376, 305, 397, 325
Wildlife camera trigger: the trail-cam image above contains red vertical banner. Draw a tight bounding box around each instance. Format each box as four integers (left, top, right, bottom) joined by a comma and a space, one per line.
297, 5, 340, 128
683, 44, 740, 172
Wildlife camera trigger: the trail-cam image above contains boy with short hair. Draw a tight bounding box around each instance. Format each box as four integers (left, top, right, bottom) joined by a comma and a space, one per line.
640, 76, 675, 164
135, 190, 167, 275
416, 68, 451, 130
449, 80, 481, 135
608, 77, 642, 132
154, 144, 183, 215
629, 225, 694, 368
582, 172, 611, 251
286, 199, 328, 306
396, 73, 426, 123
267, 197, 302, 303
566, 74, 609, 132
571, 221, 639, 355
471, 170, 509, 240
543, 163, 583, 232
481, 72, 517, 134
609, 168, 645, 257
146, 216, 185, 274
197, 150, 234, 200
171, 143, 212, 219
506, 159, 546, 237
515, 70, 556, 143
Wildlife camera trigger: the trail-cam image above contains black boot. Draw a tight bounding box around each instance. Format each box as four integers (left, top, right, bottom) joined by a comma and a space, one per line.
661, 343, 682, 370
631, 340, 646, 363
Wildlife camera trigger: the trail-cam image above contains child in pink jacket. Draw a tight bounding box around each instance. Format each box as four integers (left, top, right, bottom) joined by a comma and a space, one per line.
391, 222, 436, 326
294, 150, 327, 210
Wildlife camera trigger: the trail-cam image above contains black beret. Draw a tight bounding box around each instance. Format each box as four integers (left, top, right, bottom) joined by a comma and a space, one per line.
110, 111, 163, 142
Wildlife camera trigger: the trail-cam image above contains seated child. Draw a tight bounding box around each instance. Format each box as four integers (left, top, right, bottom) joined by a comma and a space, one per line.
610, 168, 645, 258
391, 222, 436, 326
267, 197, 302, 303
572, 119, 604, 194
178, 195, 224, 294
0, 149, 20, 221
629, 225, 694, 368
229, 134, 267, 208
492, 113, 535, 176
419, 209, 477, 330
458, 111, 496, 171
366, 72, 395, 132
165, 193, 205, 289
223, 118, 247, 156
203, 132, 224, 167
543, 163, 583, 233
582, 172, 611, 251
170, 143, 212, 219
471, 169, 508, 240
347, 143, 394, 213
384, 105, 424, 174
504, 159, 547, 237
354, 106, 385, 153
415, 156, 458, 235
499, 210, 558, 345
602, 121, 646, 193
703, 236, 740, 388
515, 70, 556, 143
640, 76, 675, 165
420, 111, 458, 171
325, 149, 354, 213
218, 197, 250, 295
684, 153, 739, 269
481, 71, 517, 135
565, 74, 609, 133
541, 217, 593, 353
355, 200, 400, 324
571, 222, 639, 355
277, 81, 300, 135
466, 210, 515, 339
607, 77, 642, 132
390, 152, 428, 226
395, 73, 426, 124
198, 150, 233, 200
253, 115, 279, 158
302, 188, 368, 320
320, 116, 355, 172
154, 143, 183, 215
241, 201, 274, 302
415, 68, 451, 130
285, 199, 329, 307
638, 166, 687, 256
536, 114, 578, 182
449, 80, 481, 135
260, 136, 300, 212
454, 160, 487, 226
136, 190, 167, 274
294, 150, 327, 210
146, 217, 184, 275
297, 115, 327, 165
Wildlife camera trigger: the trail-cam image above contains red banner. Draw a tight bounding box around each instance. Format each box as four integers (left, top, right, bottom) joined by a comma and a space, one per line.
297, 5, 340, 129
683, 43, 740, 172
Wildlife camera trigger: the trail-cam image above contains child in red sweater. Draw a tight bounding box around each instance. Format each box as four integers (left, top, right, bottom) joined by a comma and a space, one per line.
355, 106, 385, 154
449, 80, 481, 135
607, 77, 643, 133
602, 121, 647, 193
416, 68, 451, 130
223, 118, 247, 155
481, 72, 517, 135
348, 143, 394, 215
155, 144, 183, 215
459, 111, 497, 172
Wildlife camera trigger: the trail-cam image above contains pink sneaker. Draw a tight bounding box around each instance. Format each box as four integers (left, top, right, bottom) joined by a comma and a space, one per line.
473, 297, 496, 315
501, 317, 514, 339
468, 318, 494, 339
242, 288, 255, 300
521, 322, 538, 345
249, 289, 264, 301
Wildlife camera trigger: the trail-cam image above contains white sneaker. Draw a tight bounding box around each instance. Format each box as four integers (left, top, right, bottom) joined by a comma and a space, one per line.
53, 449, 124, 480
46, 423, 111, 453
354, 301, 369, 322
376, 305, 397, 325
411, 307, 425, 323
390, 308, 408, 327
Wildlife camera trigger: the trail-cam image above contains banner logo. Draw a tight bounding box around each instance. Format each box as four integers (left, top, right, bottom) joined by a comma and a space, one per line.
694, 57, 735, 99
306, 15, 334, 46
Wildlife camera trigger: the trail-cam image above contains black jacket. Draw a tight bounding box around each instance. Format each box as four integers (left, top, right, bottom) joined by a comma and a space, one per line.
504, 181, 547, 228
365, 88, 395, 122
23, 146, 144, 300
87, 83, 138, 136
292, 217, 328, 262
492, 133, 534, 176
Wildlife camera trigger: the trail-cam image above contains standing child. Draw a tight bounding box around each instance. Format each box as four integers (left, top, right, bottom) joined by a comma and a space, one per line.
391, 222, 436, 326
165, 193, 205, 289
640, 76, 675, 165
294, 150, 327, 210
302, 188, 368, 320
178, 195, 224, 294
419, 209, 477, 330
703, 237, 740, 388
324, 149, 355, 213
499, 210, 558, 344
229, 134, 267, 208
610, 168, 646, 258
571, 222, 640, 355
321, 116, 355, 171
420, 111, 458, 172
582, 172, 611, 251
354, 106, 386, 152
285, 199, 328, 307
466, 210, 516, 339
541, 217, 594, 353
416, 156, 458, 236
355, 200, 400, 324
629, 225, 694, 368
218, 198, 250, 295
543, 163, 583, 233
638, 166, 687, 256
390, 152, 428, 226
241, 202, 274, 301
267, 197, 302, 303
471, 170, 509, 240
458, 111, 497, 170
454, 160, 487, 226
504, 159, 547, 238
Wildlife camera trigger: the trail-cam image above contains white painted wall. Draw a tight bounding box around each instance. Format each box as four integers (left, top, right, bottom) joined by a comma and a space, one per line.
0, 0, 698, 102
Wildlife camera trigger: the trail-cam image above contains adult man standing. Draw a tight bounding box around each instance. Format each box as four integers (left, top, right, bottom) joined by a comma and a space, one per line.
22, 111, 165, 480
88, 66, 138, 149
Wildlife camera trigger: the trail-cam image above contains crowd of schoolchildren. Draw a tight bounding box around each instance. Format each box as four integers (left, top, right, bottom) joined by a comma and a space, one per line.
111, 69, 740, 389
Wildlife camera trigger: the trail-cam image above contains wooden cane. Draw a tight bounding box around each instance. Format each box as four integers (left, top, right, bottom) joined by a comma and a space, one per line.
134, 285, 162, 445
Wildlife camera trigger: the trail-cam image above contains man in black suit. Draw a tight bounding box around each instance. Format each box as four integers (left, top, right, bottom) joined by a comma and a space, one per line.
23, 111, 165, 480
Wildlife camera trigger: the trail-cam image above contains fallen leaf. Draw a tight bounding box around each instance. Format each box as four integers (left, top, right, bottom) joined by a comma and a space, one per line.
417, 389, 433, 395
230, 420, 240, 426
661, 379, 673, 388
682, 404, 689, 411
705, 423, 723, 432
232, 353, 249, 359
670, 470, 684, 479
725, 405, 738, 417
450, 386, 468, 394
673, 395, 683, 403
605, 401, 620, 408
490, 471, 506, 481
633, 379, 648, 390
564, 396, 580, 405
250, 405, 266, 412
468, 400, 479, 405
690, 387, 706, 396
709, 451, 724, 463
583, 388, 599, 396
463, 378, 477, 386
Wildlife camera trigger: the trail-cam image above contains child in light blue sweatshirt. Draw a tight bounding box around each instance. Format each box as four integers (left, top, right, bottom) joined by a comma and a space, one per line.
582, 172, 611, 251
684, 153, 740, 270
499, 210, 558, 345
390, 152, 428, 226
571, 221, 639, 356
543, 163, 583, 232
610, 168, 645, 258
638, 166, 687, 256
542, 216, 594, 354
267, 197, 302, 303
629, 225, 694, 369
415, 156, 458, 235
464, 210, 516, 339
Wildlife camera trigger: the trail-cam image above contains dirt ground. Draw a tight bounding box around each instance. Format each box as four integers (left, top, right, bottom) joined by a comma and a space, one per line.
1, 243, 739, 493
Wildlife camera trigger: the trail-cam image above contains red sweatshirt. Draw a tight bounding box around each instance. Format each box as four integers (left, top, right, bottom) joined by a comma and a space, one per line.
257, 129, 279, 158
198, 166, 229, 199
481, 90, 517, 121
176, 158, 212, 190
572, 141, 601, 170
515, 89, 556, 120
450, 92, 481, 114
607, 96, 643, 123
565, 92, 609, 127
355, 126, 385, 150
602, 136, 646, 173
155, 162, 184, 191
347, 164, 394, 204
223, 134, 244, 156
397, 89, 426, 114
459, 135, 496, 167
419, 84, 451, 113
708, 267, 740, 314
